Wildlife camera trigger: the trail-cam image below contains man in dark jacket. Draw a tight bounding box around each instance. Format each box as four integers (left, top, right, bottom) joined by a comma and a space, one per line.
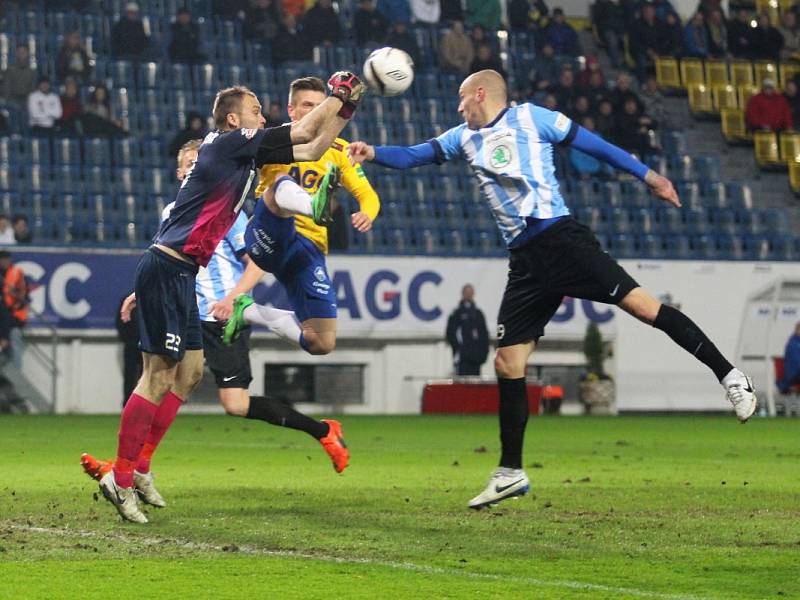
303, 0, 342, 47
168, 7, 206, 63
446, 284, 490, 376
111, 2, 151, 59
354, 0, 389, 46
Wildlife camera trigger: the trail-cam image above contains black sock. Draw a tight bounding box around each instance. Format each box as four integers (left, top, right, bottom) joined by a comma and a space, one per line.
246, 396, 329, 440
652, 304, 733, 382
498, 377, 529, 469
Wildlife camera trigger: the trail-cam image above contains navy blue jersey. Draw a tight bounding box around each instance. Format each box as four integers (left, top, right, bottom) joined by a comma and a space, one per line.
156, 125, 292, 266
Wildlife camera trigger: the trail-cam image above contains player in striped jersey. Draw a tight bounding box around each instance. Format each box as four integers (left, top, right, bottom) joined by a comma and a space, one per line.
215, 77, 380, 356
348, 70, 757, 509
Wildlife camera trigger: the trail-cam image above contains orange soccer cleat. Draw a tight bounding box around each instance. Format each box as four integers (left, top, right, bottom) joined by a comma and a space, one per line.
319, 419, 349, 474
80, 452, 113, 481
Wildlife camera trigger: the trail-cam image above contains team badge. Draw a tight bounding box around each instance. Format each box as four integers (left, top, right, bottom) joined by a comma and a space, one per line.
554, 113, 570, 132
489, 145, 512, 169
314, 266, 326, 282
496, 324, 505, 340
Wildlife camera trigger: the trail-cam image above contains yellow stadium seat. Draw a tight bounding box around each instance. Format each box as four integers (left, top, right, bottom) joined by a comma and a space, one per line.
688, 84, 713, 114
705, 59, 729, 86
721, 108, 749, 142
738, 84, 760, 109
780, 62, 800, 89
655, 56, 681, 88
756, 0, 781, 25
754, 61, 779, 87
680, 58, 705, 87
712, 84, 738, 111
754, 130, 781, 168
789, 158, 800, 193
779, 130, 800, 161
731, 60, 754, 87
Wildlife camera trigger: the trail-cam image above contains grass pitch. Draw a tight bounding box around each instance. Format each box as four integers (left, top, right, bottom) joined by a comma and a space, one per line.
0, 414, 798, 599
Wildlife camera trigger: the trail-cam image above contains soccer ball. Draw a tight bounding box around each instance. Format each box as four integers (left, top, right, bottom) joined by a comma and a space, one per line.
363, 47, 415, 97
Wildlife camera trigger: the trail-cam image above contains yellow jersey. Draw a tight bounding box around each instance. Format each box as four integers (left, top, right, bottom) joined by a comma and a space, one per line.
255, 137, 380, 254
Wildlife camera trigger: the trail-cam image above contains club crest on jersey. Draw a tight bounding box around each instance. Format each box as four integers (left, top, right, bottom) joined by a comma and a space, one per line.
496, 324, 505, 340
314, 266, 326, 282
489, 145, 512, 169
554, 113, 570, 132
241, 128, 258, 139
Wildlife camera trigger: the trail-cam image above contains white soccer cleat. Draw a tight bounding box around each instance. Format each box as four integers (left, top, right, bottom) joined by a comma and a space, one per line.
98, 471, 148, 523
468, 467, 530, 510
723, 369, 758, 423
134, 470, 167, 508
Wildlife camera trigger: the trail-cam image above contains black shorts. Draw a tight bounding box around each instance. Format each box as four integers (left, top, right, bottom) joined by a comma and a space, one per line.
497, 218, 639, 347
201, 320, 253, 389
135, 247, 203, 360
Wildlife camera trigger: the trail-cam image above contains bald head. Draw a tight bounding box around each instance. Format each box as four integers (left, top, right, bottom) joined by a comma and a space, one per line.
461, 70, 507, 103
458, 70, 508, 129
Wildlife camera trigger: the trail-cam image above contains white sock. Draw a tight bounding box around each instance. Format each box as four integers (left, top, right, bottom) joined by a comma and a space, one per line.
244, 304, 302, 347
721, 368, 744, 388
273, 178, 313, 217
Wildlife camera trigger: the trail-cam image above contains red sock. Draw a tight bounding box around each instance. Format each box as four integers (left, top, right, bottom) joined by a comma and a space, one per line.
135, 391, 183, 474
113, 393, 158, 488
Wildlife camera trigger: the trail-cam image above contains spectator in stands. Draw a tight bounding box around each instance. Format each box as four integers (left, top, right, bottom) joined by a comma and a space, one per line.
440, 0, 463, 23
543, 7, 581, 56
11, 216, 31, 245
783, 80, 800, 125
58, 77, 83, 136
470, 44, 506, 80
378, 0, 411, 24
56, 30, 93, 83
684, 12, 710, 58
548, 68, 577, 112
593, 98, 615, 139
470, 24, 498, 54
111, 2, 151, 59
751, 13, 784, 61
570, 116, 612, 179
509, 0, 549, 32
446, 284, 489, 376
265, 101, 286, 126
576, 55, 603, 88
0, 250, 29, 343
439, 20, 474, 75
779, 11, 800, 61
355, 0, 390, 46
1, 45, 37, 109
777, 321, 800, 393
609, 72, 640, 112
282, 0, 307, 18
411, 0, 441, 24
168, 7, 206, 64
746, 78, 793, 131
659, 12, 685, 57
271, 14, 313, 65
83, 84, 126, 137
28, 77, 62, 136
529, 42, 559, 93
652, 0, 678, 21
0, 216, 15, 245
303, 0, 342, 47
386, 22, 421, 66
167, 111, 206, 158
640, 75, 670, 129
212, 0, 249, 20
591, 0, 624, 68
705, 9, 728, 58
630, 4, 665, 81
465, 0, 501, 32
728, 9, 756, 59
244, 0, 280, 42
582, 69, 610, 108
614, 97, 656, 157
570, 94, 592, 122
542, 92, 558, 110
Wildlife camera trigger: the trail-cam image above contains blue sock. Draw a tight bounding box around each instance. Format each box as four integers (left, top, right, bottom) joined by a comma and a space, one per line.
299, 332, 310, 353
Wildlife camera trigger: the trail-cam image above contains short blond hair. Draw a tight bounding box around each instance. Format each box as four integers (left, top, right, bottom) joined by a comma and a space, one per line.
212, 85, 257, 129
176, 138, 202, 165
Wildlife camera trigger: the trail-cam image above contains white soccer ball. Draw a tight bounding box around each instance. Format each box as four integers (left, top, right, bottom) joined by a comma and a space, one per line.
363, 47, 415, 97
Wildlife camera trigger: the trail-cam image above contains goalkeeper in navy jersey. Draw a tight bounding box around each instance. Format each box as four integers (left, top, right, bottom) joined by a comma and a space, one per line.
348, 69, 757, 510
92, 73, 367, 524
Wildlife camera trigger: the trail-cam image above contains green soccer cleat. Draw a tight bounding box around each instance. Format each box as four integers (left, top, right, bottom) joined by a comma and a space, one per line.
311, 163, 340, 225
222, 294, 254, 345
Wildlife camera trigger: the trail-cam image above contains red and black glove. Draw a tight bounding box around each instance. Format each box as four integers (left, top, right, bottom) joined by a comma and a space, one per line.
328, 71, 367, 119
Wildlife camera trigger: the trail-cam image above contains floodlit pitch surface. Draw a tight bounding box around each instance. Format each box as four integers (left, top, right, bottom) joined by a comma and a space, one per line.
0, 414, 797, 599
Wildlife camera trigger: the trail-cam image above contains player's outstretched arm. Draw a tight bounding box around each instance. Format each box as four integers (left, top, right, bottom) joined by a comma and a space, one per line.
347, 140, 438, 169
290, 72, 367, 161
569, 126, 681, 208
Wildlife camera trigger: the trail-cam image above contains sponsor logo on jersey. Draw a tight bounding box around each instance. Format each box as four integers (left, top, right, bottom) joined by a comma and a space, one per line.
331, 141, 344, 151
489, 145, 512, 169
314, 266, 326, 282
241, 128, 258, 139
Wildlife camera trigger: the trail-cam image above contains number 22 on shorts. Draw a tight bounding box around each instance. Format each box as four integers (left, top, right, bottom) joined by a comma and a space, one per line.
165, 333, 182, 352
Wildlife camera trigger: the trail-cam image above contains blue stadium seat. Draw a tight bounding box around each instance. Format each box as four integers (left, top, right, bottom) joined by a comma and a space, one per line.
759, 209, 788, 235
23, 136, 51, 165
609, 233, 636, 258
83, 138, 112, 166
0, 191, 17, 214
24, 164, 51, 192
108, 60, 135, 87
715, 233, 743, 260
441, 228, 466, 255
629, 207, 654, 233
53, 165, 82, 192
216, 42, 243, 63
141, 138, 165, 167
0, 137, 17, 165
0, 164, 10, 191
52, 138, 80, 165
690, 234, 715, 259
636, 234, 663, 258
743, 235, 770, 260
710, 208, 737, 235
84, 166, 111, 194
620, 180, 651, 208
114, 167, 141, 194
252, 65, 274, 92
769, 235, 795, 261
139, 62, 162, 88
166, 63, 191, 90
663, 234, 691, 259
682, 207, 709, 234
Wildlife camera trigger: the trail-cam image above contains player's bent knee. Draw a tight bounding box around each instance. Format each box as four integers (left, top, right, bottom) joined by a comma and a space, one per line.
302, 331, 336, 355
493, 352, 514, 379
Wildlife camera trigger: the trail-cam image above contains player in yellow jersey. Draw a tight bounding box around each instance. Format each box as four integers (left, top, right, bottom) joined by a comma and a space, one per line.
216, 77, 380, 355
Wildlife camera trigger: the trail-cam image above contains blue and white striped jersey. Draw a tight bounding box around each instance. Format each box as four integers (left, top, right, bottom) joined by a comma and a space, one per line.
431, 103, 575, 247
162, 202, 248, 322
